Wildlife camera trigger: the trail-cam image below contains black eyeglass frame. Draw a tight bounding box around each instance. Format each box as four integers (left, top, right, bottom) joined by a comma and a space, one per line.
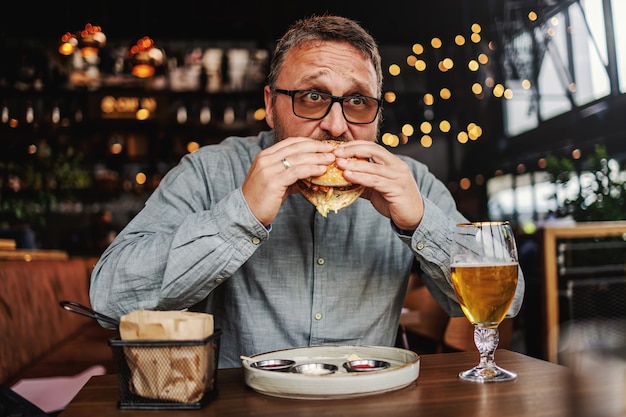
273, 88, 382, 124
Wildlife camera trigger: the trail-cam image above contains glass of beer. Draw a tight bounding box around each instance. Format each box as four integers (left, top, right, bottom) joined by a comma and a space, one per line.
450, 221, 519, 382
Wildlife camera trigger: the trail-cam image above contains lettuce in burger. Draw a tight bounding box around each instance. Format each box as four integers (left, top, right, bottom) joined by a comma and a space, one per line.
297, 140, 366, 217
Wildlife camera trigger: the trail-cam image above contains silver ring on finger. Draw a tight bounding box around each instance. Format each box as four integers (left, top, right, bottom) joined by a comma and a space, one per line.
281, 158, 291, 169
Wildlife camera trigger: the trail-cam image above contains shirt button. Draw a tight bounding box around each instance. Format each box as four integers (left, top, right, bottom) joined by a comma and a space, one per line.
316, 257, 325, 265
314, 312, 323, 320
215, 278, 223, 284
251, 236, 261, 245
416, 241, 425, 250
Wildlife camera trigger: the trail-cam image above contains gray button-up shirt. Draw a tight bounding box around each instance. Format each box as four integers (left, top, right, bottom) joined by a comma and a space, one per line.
90, 131, 525, 368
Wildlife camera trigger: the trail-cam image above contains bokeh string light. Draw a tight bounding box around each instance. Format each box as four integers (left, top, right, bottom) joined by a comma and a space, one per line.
383, 21, 505, 151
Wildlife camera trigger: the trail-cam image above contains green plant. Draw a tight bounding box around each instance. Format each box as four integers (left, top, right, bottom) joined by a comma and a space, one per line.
546, 145, 626, 222
0, 142, 92, 229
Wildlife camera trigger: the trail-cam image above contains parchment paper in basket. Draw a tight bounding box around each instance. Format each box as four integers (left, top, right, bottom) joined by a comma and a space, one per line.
117, 310, 216, 403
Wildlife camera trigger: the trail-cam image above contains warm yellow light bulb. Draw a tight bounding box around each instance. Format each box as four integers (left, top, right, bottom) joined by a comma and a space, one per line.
132, 64, 155, 78
58, 42, 75, 56
388, 64, 401, 76
414, 60, 427, 71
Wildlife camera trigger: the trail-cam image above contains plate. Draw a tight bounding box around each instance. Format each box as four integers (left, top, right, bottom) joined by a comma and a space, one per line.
241, 345, 420, 399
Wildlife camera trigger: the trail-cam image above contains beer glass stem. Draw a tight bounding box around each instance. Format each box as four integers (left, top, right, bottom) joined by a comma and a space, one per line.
474, 326, 499, 370
458, 325, 517, 382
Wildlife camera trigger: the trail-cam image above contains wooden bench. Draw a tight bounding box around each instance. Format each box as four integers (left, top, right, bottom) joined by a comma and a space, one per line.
0, 256, 116, 386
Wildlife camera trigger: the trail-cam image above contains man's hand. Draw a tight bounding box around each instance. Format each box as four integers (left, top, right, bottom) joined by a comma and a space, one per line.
241, 138, 335, 226
333, 140, 424, 232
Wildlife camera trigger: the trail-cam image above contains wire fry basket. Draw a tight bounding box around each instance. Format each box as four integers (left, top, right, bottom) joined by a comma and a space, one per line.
109, 329, 221, 409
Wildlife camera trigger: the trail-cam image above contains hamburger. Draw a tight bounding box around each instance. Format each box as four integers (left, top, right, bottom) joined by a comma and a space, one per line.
297, 140, 366, 217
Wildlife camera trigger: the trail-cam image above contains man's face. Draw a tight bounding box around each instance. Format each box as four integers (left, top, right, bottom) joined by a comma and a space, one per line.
264, 41, 381, 143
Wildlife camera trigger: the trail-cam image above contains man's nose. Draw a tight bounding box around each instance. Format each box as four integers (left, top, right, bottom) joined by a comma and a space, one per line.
319, 102, 348, 136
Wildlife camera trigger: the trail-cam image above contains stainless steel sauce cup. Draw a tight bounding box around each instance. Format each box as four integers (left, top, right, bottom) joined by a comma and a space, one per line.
343, 359, 391, 372
290, 363, 338, 375
250, 359, 296, 372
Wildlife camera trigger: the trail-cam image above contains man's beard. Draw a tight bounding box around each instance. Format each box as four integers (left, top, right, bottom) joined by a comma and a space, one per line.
271, 113, 381, 144
271, 114, 289, 143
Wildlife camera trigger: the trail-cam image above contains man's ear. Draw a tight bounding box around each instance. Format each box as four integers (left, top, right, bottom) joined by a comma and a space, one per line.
263, 85, 274, 128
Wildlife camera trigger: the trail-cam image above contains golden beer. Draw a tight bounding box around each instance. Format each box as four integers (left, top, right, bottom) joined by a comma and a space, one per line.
450, 263, 518, 327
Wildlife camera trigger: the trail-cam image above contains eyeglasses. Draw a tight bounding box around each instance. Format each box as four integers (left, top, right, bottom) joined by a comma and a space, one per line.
273, 89, 382, 124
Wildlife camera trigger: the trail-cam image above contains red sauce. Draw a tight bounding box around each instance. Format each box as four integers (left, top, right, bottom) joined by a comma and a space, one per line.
351, 364, 375, 369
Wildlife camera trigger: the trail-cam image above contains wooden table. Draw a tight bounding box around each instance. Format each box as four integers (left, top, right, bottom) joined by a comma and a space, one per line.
58, 349, 619, 417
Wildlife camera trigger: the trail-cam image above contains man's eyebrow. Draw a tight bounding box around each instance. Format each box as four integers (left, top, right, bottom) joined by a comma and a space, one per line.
296, 73, 375, 96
